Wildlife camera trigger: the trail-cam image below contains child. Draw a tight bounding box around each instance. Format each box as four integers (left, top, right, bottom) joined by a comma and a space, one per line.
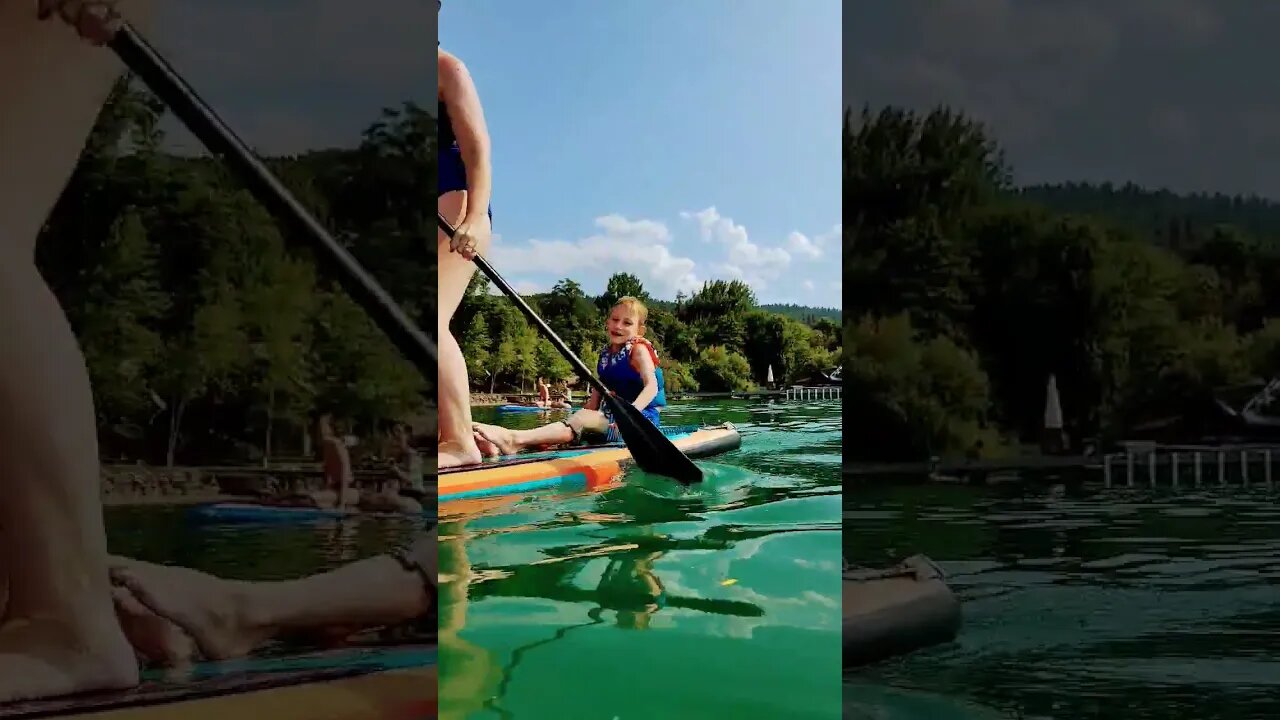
473, 296, 665, 455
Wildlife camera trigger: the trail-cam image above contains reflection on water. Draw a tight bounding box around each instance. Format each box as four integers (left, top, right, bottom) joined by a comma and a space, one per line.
106, 505, 421, 580
844, 481, 1280, 720
439, 400, 842, 720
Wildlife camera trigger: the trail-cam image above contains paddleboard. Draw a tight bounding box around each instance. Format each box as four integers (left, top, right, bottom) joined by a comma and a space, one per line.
0, 644, 435, 720
440, 424, 740, 502
495, 404, 572, 414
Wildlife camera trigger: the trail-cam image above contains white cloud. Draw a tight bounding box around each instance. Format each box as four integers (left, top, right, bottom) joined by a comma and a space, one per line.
680, 207, 791, 290
594, 215, 672, 244
816, 224, 842, 246
711, 263, 745, 280
491, 211, 841, 305
487, 215, 701, 298
786, 231, 822, 259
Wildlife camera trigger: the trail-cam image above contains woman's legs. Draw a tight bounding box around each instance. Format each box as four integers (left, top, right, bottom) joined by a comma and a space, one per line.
109, 532, 435, 662
438, 190, 487, 468
471, 409, 609, 456
0, 0, 151, 701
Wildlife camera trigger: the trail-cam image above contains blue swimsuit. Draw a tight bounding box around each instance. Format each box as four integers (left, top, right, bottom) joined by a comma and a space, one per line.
598, 338, 666, 441
438, 99, 492, 217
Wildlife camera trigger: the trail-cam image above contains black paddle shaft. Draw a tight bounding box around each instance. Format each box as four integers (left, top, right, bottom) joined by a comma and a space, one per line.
437, 213, 703, 485
107, 24, 438, 379
435, 213, 622, 397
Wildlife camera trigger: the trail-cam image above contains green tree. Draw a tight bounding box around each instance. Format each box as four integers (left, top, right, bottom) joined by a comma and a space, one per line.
691, 346, 753, 392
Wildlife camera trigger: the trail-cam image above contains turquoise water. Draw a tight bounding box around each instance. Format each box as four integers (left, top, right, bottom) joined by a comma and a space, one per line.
439, 399, 843, 720
844, 481, 1280, 720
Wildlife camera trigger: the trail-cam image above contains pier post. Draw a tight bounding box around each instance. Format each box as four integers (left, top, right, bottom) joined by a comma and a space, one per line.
1241, 450, 1250, 486
1148, 450, 1157, 486
1171, 453, 1179, 489
1194, 452, 1202, 486
1104, 455, 1113, 487
1218, 451, 1226, 486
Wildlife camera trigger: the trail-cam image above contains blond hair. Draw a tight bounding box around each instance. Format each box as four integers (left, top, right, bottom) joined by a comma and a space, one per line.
612, 296, 648, 334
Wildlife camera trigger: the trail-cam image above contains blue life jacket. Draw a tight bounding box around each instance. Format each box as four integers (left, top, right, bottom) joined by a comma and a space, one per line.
597, 338, 666, 411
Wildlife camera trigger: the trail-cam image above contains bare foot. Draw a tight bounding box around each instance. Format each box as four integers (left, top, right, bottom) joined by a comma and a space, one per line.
111, 585, 195, 668
0, 614, 138, 702
108, 562, 273, 662
471, 423, 520, 456
438, 439, 482, 469
471, 429, 501, 458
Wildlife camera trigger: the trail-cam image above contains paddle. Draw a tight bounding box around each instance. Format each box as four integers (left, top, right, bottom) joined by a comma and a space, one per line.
437, 213, 703, 485
104, 23, 437, 379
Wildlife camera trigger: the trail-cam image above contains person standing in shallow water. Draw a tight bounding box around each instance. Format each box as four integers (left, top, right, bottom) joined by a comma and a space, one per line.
438, 0, 495, 469
315, 414, 359, 510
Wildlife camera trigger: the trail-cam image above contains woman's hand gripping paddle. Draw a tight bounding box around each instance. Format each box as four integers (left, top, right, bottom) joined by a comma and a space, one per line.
438, 213, 703, 486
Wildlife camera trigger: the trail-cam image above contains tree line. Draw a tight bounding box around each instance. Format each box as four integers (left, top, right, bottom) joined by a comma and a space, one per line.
40, 77, 433, 466
452, 273, 841, 395
845, 104, 1280, 461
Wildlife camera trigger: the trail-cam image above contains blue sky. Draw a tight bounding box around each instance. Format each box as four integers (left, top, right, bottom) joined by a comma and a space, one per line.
151, 0, 428, 155
441, 0, 842, 308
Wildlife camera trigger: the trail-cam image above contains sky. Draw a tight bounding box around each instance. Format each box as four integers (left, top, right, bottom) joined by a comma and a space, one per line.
147, 0, 430, 155
846, 0, 1280, 199
441, 0, 842, 307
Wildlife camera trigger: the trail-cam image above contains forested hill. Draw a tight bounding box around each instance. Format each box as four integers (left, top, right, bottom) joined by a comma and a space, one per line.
1015, 183, 1280, 248
37, 77, 432, 466
759, 303, 841, 324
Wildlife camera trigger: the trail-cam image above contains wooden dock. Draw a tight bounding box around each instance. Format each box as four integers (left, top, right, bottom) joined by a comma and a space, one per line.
1100, 441, 1280, 488
670, 386, 841, 401
845, 454, 1099, 482
847, 440, 1280, 488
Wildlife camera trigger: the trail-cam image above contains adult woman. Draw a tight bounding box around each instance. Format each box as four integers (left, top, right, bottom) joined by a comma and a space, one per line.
0, 2, 435, 703
438, 1, 493, 468
0, 0, 155, 702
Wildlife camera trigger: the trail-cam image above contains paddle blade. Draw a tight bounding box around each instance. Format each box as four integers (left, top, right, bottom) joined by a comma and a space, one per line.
605, 395, 703, 485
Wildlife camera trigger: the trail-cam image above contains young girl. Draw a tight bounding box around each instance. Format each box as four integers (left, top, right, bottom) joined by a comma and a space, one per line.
472, 296, 666, 455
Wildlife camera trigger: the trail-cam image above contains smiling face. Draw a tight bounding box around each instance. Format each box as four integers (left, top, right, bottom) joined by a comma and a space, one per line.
606, 298, 647, 347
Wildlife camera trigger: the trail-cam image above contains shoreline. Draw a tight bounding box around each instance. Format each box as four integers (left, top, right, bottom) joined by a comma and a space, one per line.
102, 490, 232, 507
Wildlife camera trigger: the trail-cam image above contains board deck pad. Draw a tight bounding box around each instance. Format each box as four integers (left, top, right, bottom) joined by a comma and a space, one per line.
0, 643, 435, 719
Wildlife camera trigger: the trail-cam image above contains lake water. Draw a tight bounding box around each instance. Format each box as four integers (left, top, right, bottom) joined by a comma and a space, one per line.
437, 399, 843, 719
101, 398, 842, 718
844, 481, 1280, 720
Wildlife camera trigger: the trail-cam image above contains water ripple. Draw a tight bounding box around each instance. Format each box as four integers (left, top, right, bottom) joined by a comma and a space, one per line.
846, 482, 1280, 719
